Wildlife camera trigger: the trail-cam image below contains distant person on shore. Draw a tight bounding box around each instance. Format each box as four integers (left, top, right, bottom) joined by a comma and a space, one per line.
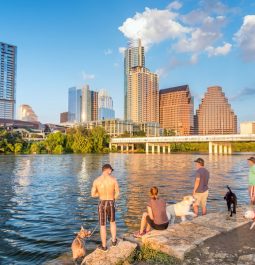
134, 187, 169, 238
248, 157, 255, 205
91, 164, 120, 252
193, 158, 210, 216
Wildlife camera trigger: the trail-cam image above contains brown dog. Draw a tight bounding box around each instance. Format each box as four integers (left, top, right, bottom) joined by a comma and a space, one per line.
71, 226, 91, 264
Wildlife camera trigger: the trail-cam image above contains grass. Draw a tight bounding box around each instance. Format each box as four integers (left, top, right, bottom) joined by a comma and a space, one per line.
125, 244, 181, 265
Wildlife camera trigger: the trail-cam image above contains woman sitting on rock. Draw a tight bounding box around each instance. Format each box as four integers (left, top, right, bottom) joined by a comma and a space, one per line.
134, 186, 169, 238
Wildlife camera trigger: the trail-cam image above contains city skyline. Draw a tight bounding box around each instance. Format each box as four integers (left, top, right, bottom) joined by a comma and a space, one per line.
0, 0, 255, 123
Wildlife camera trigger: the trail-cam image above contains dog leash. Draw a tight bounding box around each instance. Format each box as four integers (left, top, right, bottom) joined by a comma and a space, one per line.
87, 224, 99, 238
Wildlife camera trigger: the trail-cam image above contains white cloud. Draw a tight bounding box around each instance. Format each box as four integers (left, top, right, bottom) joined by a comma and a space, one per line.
104, 49, 113, 55
82, 71, 95, 80
167, 1, 182, 10
174, 28, 219, 53
234, 15, 255, 61
118, 7, 190, 49
206, 42, 232, 57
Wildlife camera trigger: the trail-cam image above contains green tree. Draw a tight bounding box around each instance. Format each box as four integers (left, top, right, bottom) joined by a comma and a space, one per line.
72, 131, 92, 153
14, 143, 23, 154
90, 127, 109, 153
44, 132, 66, 153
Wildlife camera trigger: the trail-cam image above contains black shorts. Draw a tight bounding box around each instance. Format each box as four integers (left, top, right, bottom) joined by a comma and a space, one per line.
146, 215, 169, 230
98, 200, 116, 226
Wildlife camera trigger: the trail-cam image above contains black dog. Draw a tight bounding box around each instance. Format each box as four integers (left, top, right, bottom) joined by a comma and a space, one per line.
224, 186, 237, 217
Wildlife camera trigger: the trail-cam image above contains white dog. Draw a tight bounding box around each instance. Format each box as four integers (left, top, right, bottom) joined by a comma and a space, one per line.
244, 210, 255, 230
166, 195, 196, 224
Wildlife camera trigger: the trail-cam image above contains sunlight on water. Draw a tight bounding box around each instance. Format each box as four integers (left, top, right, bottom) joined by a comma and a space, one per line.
0, 153, 253, 264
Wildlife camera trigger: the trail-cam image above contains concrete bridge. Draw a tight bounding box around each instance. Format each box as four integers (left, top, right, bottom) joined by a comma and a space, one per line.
110, 134, 255, 154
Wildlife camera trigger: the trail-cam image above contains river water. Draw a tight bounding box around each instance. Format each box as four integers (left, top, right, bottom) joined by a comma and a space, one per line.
0, 153, 252, 264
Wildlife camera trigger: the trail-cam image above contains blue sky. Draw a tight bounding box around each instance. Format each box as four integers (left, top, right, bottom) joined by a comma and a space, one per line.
0, 0, 255, 124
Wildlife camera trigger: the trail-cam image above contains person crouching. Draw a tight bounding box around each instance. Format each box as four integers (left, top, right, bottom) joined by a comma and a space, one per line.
134, 187, 169, 238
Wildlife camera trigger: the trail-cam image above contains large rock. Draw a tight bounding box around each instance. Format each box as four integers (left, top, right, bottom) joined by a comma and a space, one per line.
43, 253, 73, 265
82, 239, 137, 265
237, 254, 255, 265
191, 206, 249, 232
141, 222, 219, 260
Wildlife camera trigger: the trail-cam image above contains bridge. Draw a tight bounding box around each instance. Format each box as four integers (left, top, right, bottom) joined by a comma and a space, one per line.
110, 134, 255, 154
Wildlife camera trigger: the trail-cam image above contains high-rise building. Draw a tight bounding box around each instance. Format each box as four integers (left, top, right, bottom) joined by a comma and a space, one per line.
18, 104, 38, 122
128, 66, 159, 123
60, 112, 68, 123
195, 86, 237, 135
98, 90, 115, 120
0, 42, 17, 119
91, 90, 98, 121
68, 87, 78, 122
81, 85, 91, 122
124, 39, 145, 120
159, 85, 194, 135
240, 122, 255, 134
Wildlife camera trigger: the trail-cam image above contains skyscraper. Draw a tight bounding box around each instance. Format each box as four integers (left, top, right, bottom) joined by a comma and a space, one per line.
18, 104, 38, 122
68, 87, 77, 122
128, 66, 159, 123
0, 42, 17, 119
159, 85, 194, 135
98, 90, 115, 120
124, 39, 145, 120
91, 90, 98, 121
195, 86, 237, 135
81, 85, 91, 122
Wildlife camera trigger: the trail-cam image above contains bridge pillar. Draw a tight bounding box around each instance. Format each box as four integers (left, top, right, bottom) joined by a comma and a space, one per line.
157, 145, 160, 154
131, 144, 134, 152
219, 144, 223, 154
163, 146, 166, 154
209, 142, 213, 154
224, 145, 228, 154
151, 144, 155, 154
214, 143, 218, 154
168, 145, 171, 153
120, 145, 124, 153
146, 143, 149, 154
228, 144, 232, 154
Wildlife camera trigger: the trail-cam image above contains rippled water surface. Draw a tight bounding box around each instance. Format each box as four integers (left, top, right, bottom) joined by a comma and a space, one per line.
0, 153, 253, 264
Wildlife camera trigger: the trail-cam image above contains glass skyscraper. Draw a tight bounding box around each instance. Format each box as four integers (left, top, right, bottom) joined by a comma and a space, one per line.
0, 42, 17, 119
98, 90, 115, 120
124, 39, 145, 120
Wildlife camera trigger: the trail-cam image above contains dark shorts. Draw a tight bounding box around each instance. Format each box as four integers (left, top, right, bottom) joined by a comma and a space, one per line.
146, 215, 169, 230
98, 200, 115, 226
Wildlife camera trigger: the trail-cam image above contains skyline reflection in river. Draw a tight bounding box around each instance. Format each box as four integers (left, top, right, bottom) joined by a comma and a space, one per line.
0, 153, 252, 264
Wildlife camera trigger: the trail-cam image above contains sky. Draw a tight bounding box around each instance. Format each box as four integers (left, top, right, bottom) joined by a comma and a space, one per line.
0, 0, 255, 124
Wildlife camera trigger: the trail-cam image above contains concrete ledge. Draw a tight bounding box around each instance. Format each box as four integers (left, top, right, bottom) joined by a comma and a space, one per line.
81, 239, 137, 265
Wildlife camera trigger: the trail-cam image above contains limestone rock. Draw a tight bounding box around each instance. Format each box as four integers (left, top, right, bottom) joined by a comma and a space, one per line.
141, 222, 219, 260
191, 206, 249, 232
82, 239, 137, 265
237, 254, 255, 265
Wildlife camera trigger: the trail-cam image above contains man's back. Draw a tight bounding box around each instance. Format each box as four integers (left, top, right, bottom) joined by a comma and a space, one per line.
92, 175, 119, 200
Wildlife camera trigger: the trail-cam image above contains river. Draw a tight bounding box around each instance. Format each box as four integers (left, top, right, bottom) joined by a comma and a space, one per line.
0, 153, 252, 264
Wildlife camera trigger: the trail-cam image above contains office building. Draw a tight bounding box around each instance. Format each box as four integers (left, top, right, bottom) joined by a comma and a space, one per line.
18, 104, 38, 122
195, 86, 237, 135
98, 90, 115, 120
128, 66, 159, 123
81, 85, 91, 122
0, 42, 17, 119
240, 122, 255, 134
159, 85, 194, 135
91, 90, 98, 121
60, 112, 68, 123
124, 39, 145, 120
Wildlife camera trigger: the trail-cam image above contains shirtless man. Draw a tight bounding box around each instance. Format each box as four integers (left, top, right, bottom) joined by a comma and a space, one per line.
91, 164, 120, 251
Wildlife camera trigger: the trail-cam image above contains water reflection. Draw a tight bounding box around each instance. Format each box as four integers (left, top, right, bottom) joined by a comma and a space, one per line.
0, 153, 253, 264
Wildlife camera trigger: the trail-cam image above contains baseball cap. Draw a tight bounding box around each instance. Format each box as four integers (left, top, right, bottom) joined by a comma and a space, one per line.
194, 158, 204, 165
102, 164, 114, 171
247, 157, 255, 163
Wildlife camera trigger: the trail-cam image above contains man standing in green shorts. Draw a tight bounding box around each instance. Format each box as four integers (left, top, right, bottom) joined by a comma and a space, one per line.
248, 157, 255, 204
193, 158, 210, 216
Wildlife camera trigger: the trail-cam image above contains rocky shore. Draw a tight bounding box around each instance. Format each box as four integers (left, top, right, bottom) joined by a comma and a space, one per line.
45, 205, 254, 265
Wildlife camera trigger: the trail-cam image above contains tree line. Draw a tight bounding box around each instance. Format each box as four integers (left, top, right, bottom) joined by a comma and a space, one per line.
0, 126, 110, 154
